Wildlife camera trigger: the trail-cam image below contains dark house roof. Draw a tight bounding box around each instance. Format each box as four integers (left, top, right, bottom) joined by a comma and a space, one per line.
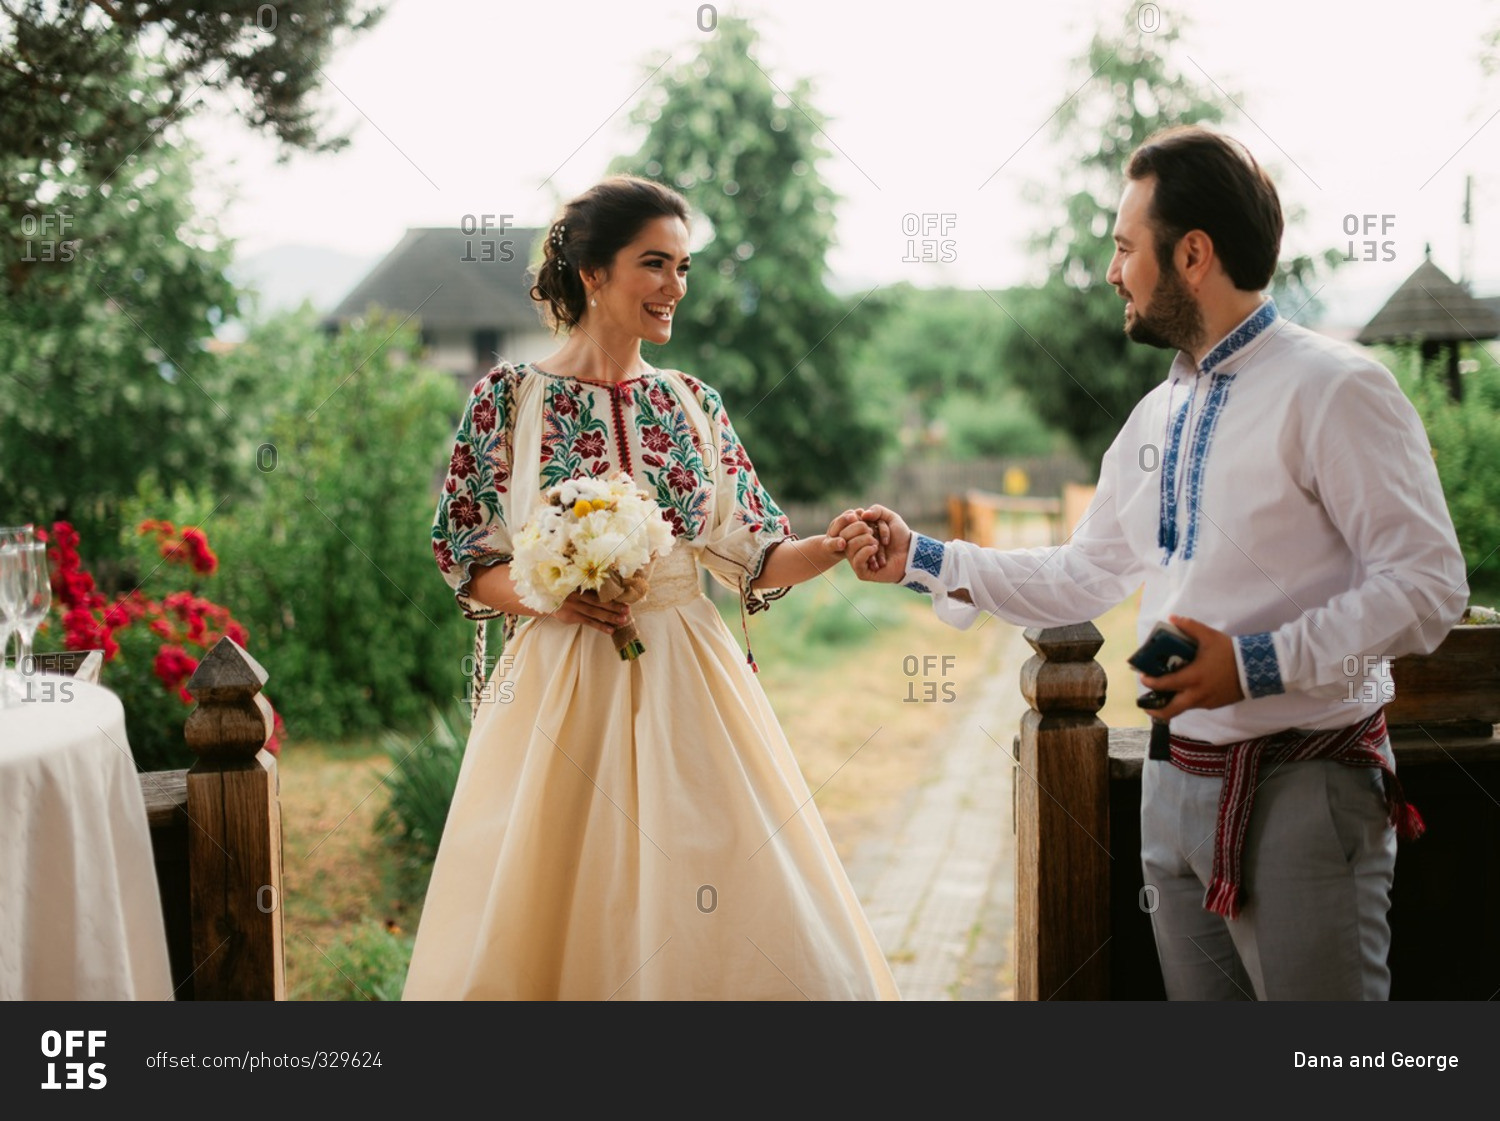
1356, 252, 1500, 345
324, 226, 544, 331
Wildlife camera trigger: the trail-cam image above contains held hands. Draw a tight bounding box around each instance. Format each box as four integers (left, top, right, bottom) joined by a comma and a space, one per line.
824, 510, 886, 569
1138, 615, 1246, 721
842, 505, 913, 583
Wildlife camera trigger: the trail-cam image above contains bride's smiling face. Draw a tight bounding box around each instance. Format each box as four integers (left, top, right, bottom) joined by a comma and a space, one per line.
583, 215, 691, 345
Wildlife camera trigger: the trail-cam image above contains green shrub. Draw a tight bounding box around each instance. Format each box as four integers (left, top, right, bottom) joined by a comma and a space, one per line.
375, 703, 469, 870
1399, 355, 1500, 592
193, 309, 473, 741
301, 921, 413, 1002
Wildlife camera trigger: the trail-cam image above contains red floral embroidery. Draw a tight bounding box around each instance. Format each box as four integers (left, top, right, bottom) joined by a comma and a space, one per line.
449, 494, 483, 529
663, 508, 687, 537
434, 539, 455, 573
574, 432, 606, 459
472, 397, 498, 433
648, 384, 674, 413
552, 392, 578, 418
666, 463, 696, 494
449, 444, 477, 478
641, 425, 672, 454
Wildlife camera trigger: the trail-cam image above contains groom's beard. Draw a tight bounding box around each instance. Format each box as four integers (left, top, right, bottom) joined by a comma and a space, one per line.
1124, 263, 1205, 354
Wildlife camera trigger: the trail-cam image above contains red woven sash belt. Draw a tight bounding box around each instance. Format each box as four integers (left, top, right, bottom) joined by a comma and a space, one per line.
1166, 710, 1424, 919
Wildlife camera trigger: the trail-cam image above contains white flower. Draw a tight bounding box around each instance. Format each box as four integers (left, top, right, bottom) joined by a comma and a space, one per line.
511, 471, 675, 614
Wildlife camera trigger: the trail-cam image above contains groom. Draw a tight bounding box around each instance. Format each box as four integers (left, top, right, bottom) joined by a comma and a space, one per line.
845, 125, 1467, 1000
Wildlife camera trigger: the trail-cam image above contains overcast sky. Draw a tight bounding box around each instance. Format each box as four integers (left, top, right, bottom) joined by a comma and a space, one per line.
190, 0, 1500, 318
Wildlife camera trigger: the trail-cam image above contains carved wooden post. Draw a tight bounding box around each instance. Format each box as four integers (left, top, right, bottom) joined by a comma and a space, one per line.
183, 637, 285, 1000
1016, 623, 1111, 1000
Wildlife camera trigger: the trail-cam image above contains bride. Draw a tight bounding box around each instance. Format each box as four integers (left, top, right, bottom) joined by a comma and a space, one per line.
401, 174, 899, 1000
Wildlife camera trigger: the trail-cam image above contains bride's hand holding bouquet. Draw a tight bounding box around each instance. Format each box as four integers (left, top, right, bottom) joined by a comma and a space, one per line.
511, 471, 675, 660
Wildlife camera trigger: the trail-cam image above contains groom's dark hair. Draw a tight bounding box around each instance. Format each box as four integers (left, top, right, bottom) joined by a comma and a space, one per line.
1126, 126, 1283, 292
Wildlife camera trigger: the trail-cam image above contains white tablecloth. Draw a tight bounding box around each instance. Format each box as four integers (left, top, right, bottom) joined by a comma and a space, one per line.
0, 676, 174, 1000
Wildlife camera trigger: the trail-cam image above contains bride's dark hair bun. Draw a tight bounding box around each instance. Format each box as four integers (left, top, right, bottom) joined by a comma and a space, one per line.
530, 175, 690, 331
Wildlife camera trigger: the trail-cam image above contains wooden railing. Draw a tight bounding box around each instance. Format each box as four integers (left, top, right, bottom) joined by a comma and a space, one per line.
1014, 623, 1500, 999
134, 637, 284, 1000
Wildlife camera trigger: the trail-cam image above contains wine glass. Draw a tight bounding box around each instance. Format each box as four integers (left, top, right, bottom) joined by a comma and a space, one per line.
13, 542, 51, 693
0, 548, 20, 707
0, 526, 36, 706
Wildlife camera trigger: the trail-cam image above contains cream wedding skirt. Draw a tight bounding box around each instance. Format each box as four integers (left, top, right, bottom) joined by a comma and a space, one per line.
401, 544, 899, 1000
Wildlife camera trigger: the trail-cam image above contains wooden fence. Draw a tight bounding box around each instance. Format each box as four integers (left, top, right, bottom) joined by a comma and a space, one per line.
70, 637, 285, 1001
1014, 622, 1500, 999
780, 454, 1089, 540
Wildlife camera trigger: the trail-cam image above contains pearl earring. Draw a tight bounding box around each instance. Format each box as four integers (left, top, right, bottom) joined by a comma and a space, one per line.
590, 297, 597, 308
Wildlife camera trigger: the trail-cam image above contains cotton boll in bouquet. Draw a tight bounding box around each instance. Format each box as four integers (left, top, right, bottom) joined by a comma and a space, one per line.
511, 471, 676, 660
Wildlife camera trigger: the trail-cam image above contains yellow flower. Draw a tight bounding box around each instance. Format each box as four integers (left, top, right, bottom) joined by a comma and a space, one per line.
590, 499, 612, 512
573, 499, 592, 518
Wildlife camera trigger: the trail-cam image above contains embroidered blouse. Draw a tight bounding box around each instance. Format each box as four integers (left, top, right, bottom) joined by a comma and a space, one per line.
901, 300, 1468, 745
432, 361, 794, 636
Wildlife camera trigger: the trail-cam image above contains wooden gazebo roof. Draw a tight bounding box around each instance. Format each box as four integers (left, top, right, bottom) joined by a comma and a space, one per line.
1356, 251, 1500, 345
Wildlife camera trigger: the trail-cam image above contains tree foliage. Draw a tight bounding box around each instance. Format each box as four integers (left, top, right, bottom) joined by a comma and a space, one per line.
142, 308, 473, 740
1001, 5, 1337, 472
0, 136, 250, 574
847, 284, 1064, 459
611, 14, 892, 502
1, 0, 382, 288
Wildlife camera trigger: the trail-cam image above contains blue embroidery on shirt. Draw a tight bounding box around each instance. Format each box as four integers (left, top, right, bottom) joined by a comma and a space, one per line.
1182, 372, 1236, 560
910, 534, 944, 579
1158, 301, 1279, 564
1200, 300, 1278, 375
1238, 632, 1285, 697
1158, 397, 1192, 560
903, 581, 930, 594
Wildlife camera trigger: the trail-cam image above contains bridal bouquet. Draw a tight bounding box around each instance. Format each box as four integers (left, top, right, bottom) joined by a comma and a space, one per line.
512, 471, 675, 660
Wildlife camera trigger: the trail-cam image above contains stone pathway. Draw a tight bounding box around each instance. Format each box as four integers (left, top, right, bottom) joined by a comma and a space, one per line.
842, 622, 1032, 1000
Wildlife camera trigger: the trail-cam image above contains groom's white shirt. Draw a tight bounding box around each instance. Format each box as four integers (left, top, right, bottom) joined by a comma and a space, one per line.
902, 300, 1468, 746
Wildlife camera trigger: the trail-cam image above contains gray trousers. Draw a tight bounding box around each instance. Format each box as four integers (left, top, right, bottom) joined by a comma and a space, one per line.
1141, 755, 1398, 1000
